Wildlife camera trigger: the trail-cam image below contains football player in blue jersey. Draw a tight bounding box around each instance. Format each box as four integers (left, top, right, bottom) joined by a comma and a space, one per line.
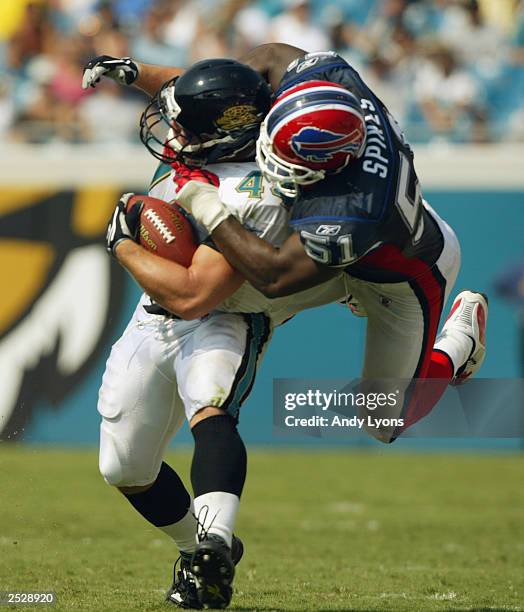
170, 45, 488, 440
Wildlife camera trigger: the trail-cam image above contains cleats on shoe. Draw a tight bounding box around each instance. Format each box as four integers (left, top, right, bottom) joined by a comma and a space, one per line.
191, 535, 235, 609
442, 290, 488, 385
167, 535, 243, 609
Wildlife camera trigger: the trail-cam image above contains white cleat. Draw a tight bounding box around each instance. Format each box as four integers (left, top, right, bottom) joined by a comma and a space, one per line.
441, 290, 488, 385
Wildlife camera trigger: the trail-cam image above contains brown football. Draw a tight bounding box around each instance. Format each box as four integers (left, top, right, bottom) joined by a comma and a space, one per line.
127, 195, 198, 267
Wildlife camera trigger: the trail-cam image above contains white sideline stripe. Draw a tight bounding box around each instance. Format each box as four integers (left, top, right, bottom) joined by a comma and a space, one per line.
1, 144, 523, 189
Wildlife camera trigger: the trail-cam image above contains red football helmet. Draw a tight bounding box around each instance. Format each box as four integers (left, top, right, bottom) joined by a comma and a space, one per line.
256, 80, 367, 197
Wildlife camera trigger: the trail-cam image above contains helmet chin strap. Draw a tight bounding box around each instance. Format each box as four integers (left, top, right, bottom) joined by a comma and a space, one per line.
170, 132, 238, 154
167, 132, 257, 167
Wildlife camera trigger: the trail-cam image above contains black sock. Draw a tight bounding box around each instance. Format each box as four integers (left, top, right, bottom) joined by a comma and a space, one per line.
123, 462, 191, 527
190, 414, 247, 497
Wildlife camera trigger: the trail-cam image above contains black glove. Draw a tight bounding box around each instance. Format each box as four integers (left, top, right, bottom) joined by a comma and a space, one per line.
82, 55, 139, 89
106, 194, 143, 256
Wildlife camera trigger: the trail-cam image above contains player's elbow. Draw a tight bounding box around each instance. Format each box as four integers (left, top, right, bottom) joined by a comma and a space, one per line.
258, 280, 290, 299
178, 306, 208, 321
165, 298, 208, 321
259, 284, 280, 299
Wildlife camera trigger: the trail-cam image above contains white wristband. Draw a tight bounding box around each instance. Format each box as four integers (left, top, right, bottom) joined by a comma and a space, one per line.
176, 181, 231, 233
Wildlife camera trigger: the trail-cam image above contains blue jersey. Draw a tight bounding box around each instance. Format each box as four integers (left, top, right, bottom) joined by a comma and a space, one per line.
277, 52, 444, 283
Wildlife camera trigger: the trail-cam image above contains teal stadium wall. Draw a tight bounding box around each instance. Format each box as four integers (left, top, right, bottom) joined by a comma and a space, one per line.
16, 189, 524, 449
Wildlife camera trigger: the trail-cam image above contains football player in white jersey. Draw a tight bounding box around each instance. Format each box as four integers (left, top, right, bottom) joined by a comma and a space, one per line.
98, 60, 348, 609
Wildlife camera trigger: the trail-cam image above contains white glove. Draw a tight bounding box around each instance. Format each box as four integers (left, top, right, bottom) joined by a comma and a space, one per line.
176, 181, 231, 233
82, 55, 139, 90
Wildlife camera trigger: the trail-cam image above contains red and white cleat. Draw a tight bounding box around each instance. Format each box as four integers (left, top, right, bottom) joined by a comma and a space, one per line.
442, 290, 488, 385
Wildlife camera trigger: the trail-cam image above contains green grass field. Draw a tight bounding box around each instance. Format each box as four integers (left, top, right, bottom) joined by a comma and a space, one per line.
0, 447, 522, 611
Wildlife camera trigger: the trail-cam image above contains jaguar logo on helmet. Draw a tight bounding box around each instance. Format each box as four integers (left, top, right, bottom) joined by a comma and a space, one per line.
215, 104, 261, 132
291, 126, 365, 163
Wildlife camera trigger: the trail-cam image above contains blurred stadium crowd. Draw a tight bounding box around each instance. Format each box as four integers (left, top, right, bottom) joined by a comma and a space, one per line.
1, 0, 523, 145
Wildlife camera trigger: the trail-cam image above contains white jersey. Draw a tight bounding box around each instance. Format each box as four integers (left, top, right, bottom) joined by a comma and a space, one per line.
149, 162, 348, 325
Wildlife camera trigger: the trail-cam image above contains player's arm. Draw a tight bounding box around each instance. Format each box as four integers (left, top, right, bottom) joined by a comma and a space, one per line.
175, 182, 337, 297
82, 43, 306, 95
134, 63, 184, 96
115, 241, 244, 319
106, 196, 244, 319
211, 217, 337, 297
81, 56, 183, 96
240, 43, 306, 91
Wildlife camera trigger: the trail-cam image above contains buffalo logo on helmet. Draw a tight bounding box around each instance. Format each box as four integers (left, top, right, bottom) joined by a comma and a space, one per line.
290, 126, 364, 163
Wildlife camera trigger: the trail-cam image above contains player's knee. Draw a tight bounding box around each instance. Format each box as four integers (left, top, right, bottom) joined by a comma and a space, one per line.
98, 430, 158, 487
98, 451, 130, 487
99, 454, 157, 488
99, 454, 123, 486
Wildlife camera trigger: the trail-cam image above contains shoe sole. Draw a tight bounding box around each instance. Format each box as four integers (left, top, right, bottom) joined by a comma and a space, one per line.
191, 542, 234, 609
